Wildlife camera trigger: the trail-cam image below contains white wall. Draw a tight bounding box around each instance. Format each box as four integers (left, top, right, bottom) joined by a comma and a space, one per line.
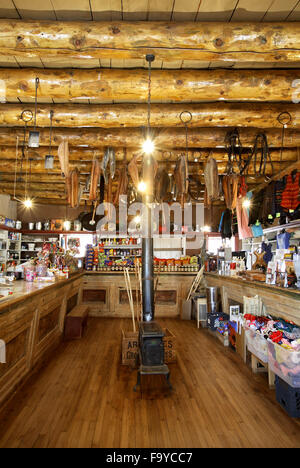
0, 194, 17, 220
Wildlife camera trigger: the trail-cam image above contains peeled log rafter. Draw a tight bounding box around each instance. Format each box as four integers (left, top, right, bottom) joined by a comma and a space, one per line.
2, 103, 300, 128
0, 68, 300, 102
1, 20, 300, 63
1, 127, 300, 148
0, 188, 67, 200
0, 146, 298, 163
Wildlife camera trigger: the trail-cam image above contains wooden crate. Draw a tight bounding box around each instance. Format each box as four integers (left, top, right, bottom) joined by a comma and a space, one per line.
121, 330, 139, 366
121, 328, 177, 365
163, 328, 177, 363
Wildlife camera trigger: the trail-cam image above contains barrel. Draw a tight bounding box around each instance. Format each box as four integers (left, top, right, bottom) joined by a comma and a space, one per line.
206, 287, 220, 314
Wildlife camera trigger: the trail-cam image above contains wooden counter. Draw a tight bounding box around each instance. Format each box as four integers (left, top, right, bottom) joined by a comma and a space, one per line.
205, 273, 300, 326
0, 273, 83, 408
82, 271, 196, 319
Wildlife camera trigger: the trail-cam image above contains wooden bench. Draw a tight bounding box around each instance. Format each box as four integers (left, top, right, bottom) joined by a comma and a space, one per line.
64, 305, 89, 340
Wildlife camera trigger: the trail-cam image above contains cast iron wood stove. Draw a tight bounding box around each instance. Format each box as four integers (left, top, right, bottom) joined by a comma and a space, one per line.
134, 321, 172, 392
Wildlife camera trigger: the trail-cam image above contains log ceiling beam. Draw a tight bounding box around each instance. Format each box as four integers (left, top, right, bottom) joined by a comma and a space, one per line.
0, 68, 299, 102
0, 159, 293, 176
0, 127, 300, 148
0, 146, 298, 163
1, 103, 300, 129
0, 20, 300, 64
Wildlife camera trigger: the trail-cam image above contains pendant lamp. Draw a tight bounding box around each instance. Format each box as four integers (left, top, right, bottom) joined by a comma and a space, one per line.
28, 77, 40, 148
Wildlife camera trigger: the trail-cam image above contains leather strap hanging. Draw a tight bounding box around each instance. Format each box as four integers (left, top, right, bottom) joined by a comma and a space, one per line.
241, 132, 273, 178
225, 128, 243, 174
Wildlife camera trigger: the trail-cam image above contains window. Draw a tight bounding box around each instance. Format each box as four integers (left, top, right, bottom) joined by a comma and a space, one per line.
206, 236, 236, 255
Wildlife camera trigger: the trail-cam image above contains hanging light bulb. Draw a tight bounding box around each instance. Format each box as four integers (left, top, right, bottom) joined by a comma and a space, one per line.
242, 199, 251, 209
138, 180, 147, 193
23, 198, 33, 209
28, 77, 40, 148
142, 138, 155, 155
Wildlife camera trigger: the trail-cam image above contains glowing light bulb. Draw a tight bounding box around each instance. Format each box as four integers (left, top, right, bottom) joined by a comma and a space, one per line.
138, 181, 147, 193
23, 199, 33, 209
201, 225, 211, 232
243, 199, 251, 209
142, 138, 155, 155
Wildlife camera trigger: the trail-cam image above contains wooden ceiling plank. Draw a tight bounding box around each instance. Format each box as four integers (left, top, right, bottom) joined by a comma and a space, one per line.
13, 0, 56, 20
0, 56, 19, 67
90, 0, 122, 21
196, 0, 238, 22
50, 0, 92, 20
231, 0, 274, 21
286, 2, 300, 19
0, 0, 20, 19
122, 0, 149, 20
172, 0, 201, 21
148, 0, 174, 21
262, 0, 299, 21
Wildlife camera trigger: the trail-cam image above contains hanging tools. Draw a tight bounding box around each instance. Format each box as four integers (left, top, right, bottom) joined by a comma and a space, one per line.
240, 131, 274, 180
28, 77, 40, 148
225, 128, 244, 174
45, 110, 54, 169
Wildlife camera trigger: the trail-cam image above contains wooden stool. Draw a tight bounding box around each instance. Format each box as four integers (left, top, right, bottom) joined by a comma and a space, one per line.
64, 305, 89, 340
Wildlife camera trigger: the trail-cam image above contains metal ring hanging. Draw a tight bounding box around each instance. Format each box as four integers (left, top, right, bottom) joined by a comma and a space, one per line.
20, 110, 33, 123
179, 111, 192, 125
277, 111, 292, 127
277, 111, 292, 164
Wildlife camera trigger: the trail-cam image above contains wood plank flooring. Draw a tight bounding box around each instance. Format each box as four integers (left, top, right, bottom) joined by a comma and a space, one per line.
0, 318, 299, 448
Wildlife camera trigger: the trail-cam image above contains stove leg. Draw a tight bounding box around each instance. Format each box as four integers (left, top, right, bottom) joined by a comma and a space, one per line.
133, 370, 141, 392
166, 372, 172, 390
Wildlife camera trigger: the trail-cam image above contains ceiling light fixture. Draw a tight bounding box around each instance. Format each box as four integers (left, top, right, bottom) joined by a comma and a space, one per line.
138, 181, 147, 193
23, 198, 33, 209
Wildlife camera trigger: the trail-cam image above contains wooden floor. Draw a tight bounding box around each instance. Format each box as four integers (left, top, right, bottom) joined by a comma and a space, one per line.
0, 318, 299, 448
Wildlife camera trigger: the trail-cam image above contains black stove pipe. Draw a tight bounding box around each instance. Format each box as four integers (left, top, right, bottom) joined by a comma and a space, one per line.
142, 153, 155, 322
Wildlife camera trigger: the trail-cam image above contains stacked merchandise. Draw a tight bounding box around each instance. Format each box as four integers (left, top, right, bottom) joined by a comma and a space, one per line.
243, 313, 300, 416
85, 245, 94, 271
244, 314, 273, 363
207, 313, 229, 332
267, 319, 300, 388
